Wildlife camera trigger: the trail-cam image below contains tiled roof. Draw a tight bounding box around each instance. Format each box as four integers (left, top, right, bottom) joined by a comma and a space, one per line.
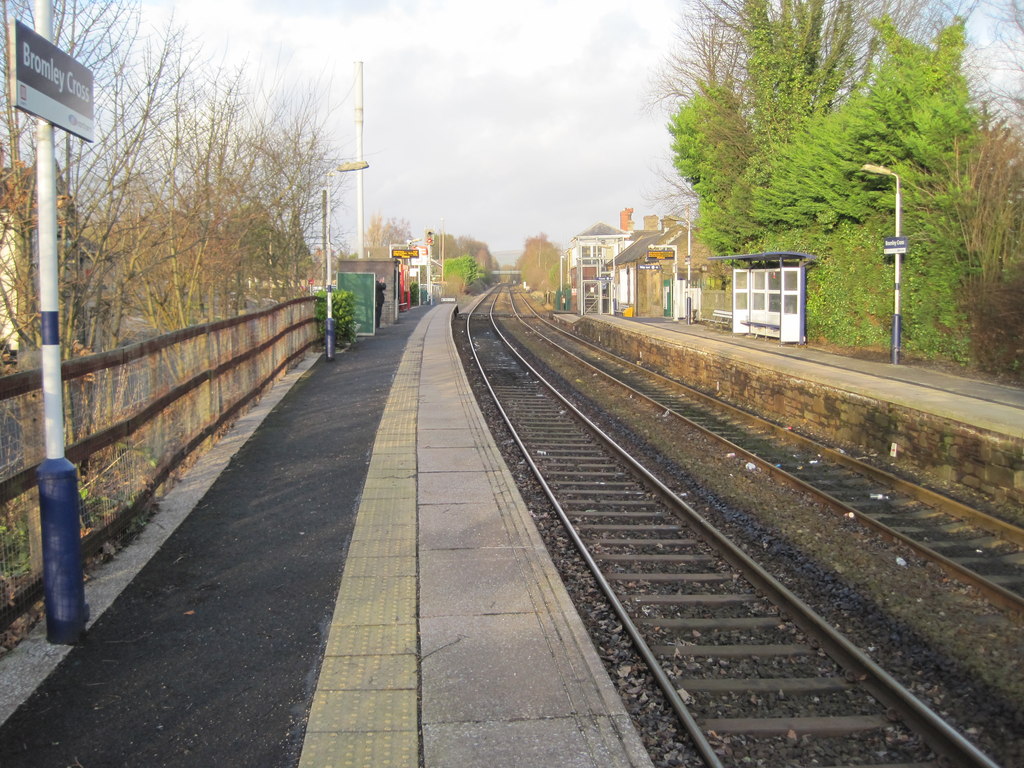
574, 222, 626, 238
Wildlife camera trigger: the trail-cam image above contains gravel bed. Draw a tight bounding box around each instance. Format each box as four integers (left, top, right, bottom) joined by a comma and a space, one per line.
455, 312, 1023, 767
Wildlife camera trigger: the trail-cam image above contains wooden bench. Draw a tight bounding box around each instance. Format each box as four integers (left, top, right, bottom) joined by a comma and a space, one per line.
710, 309, 732, 326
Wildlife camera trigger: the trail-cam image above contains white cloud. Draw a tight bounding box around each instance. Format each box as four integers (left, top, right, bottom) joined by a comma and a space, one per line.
141, 0, 681, 254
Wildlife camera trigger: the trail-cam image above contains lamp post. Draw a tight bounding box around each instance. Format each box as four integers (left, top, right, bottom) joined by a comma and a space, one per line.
323, 160, 369, 361
860, 163, 902, 365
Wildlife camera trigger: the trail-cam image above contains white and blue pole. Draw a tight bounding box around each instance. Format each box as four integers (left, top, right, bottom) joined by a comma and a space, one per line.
35, 0, 87, 644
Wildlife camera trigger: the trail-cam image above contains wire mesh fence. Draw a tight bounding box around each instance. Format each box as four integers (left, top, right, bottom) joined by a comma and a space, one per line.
0, 298, 317, 644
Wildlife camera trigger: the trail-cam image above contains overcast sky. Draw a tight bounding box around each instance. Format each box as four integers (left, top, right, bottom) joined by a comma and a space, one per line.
140, 0, 682, 260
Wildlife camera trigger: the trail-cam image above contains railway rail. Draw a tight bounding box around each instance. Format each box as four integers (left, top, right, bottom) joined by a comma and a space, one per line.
464, 286, 1002, 768
502, 289, 1024, 617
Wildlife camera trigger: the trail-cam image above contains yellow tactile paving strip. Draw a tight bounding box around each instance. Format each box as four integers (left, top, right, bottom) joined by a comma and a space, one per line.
298, 319, 426, 768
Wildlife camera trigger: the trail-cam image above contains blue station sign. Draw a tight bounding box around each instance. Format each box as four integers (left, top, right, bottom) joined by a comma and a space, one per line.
883, 236, 908, 255
8, 19, 94, 141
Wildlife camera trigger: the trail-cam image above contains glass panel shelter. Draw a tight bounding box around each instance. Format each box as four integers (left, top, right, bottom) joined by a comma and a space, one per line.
710, 252, 815, 343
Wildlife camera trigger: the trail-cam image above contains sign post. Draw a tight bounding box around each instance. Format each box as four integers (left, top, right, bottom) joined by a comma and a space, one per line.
884, 236, 908, 365
9, 6, 95, 644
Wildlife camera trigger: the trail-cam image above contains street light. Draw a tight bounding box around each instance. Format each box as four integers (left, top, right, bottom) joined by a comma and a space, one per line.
323, 160, 369, 361
860, 163, 903, 365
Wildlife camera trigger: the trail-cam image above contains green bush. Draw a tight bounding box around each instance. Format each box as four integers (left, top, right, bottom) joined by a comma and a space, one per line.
313, 290, 357, 346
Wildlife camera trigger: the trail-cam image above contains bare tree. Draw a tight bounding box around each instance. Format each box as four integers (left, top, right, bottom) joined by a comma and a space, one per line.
1, 2, 339, 355
364, 213, 412, 259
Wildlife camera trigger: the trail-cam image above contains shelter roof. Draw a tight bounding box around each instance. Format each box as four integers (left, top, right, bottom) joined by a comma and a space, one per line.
708, 251, 817, 264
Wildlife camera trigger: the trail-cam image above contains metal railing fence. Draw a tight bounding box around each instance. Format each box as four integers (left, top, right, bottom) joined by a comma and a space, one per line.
0, 298, 317, 640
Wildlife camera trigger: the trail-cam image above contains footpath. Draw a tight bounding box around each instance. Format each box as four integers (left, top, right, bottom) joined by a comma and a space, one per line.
0, 306, 428, 766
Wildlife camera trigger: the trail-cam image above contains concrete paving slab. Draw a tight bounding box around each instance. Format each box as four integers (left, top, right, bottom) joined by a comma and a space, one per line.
419, 612, 572, 723
419, 547, 536, 616
298, 730, 418, 768
324, 622, 417, 657
306, 689, 417, 732
419, 501, 511, 549
418, 428, 478, 448
419, 468, 504, 504
316, 653, 418, 691
423, 717, 652, 768
418, 444, 489, 472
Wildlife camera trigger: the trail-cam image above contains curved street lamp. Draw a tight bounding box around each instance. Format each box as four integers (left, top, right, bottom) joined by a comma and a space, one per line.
323, 160, 369, 361
860, 163, 902, 365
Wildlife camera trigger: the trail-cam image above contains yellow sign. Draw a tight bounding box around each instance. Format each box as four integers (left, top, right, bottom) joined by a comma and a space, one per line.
391, 247, 418, 259
647, 246, 676, 260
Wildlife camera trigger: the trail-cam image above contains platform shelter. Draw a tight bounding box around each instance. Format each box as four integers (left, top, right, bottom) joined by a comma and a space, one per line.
710, 251, 815, 343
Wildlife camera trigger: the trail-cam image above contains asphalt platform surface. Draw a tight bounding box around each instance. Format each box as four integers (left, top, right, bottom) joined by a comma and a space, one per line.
0, 307, 429, 767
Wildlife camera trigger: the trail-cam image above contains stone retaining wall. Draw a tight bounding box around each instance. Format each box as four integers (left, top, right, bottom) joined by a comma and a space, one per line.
563, 316, 1023, 506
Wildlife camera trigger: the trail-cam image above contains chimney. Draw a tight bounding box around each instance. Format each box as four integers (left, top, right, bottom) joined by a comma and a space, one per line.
619, 207, 634, 231
643, 215, 660, 231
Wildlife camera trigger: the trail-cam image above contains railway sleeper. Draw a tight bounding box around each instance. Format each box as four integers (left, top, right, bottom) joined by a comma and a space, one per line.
639, 616, 781, 631
595, 553, 715, 563
699, 714, 889, 737
568, 510, 664, 520
605, 572, 732, 583
592, 537, 700, 548
657, 643, 812, 658
675, 676, 852, 696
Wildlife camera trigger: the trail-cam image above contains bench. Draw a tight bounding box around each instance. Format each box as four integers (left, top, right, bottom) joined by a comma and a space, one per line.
710, 309, 732, 326
741, 319, 781, 339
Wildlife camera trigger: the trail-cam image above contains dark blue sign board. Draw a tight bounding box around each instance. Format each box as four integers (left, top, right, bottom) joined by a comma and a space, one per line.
8, 19, 94, 141
883, 236, 908, 255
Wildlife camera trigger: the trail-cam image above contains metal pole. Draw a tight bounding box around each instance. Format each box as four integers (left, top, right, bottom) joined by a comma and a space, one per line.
323, 187, 335, 360
685, 217, 692, 325
892, 174, 902, 365
355, 62, 365, 259
672, 245, 679, 322
425, 229, 432, 305
35, 0, 87, 644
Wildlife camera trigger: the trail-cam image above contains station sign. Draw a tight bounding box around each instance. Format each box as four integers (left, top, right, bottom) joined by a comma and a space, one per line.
391, 246, 419, 259
637, 264, 662, 271
883, 236, 908, 255
8, 20, 94, 141
647, 245, 676, 260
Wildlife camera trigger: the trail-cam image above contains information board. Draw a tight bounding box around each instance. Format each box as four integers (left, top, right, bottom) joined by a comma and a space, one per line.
338, 272, 376, 336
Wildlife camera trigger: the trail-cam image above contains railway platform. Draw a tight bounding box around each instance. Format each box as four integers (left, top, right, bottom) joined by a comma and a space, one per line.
598, 314, 1024, 437
2, 300, 1020, 767
0, 302, 652, 768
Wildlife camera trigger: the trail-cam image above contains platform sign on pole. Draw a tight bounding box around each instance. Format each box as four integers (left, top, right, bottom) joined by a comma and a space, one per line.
10, 5, 93, 645
883, 236, 908, 255
9, 19, 94, 141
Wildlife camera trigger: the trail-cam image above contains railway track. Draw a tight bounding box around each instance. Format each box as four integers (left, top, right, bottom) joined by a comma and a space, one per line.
465, 287, 1002, 768
500, 289, 1024, 617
